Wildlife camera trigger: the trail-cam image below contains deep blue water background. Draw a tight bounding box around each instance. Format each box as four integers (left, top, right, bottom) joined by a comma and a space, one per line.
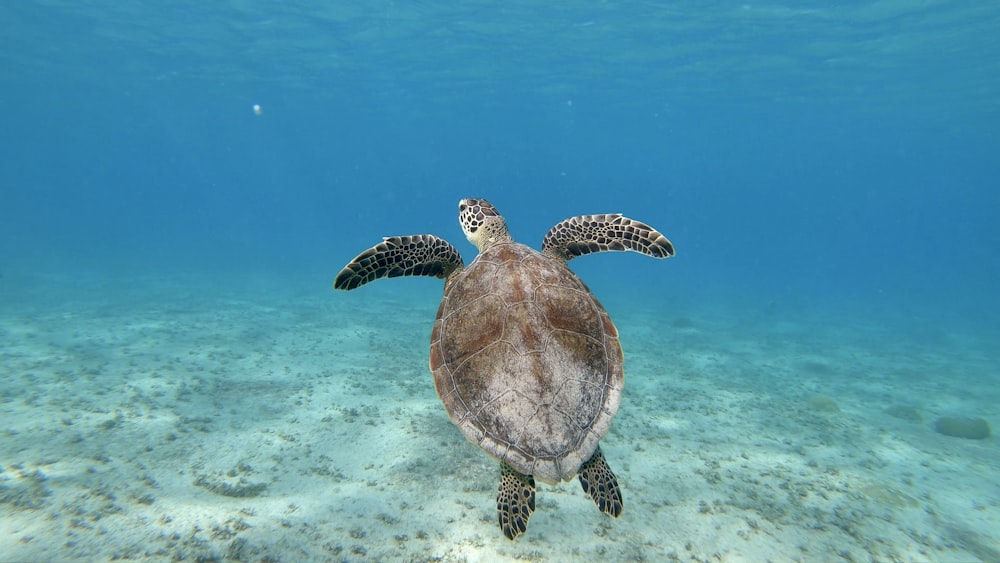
2, 2, 999, 329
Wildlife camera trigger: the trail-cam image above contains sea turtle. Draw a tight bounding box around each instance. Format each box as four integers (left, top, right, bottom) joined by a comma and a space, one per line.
334, 198, 673, 539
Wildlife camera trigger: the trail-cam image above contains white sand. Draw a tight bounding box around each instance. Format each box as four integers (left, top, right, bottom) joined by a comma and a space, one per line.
1, 271, 997, 562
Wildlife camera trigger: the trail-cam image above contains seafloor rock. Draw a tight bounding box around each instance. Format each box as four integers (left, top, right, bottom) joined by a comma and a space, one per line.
670, 316, 696, 329
807, 395, 841, 413
934, 416, 991, 440
885, 405, 923, 423
193, 474, 268, 498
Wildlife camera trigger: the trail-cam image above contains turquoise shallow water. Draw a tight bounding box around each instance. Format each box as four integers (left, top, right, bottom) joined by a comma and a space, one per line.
1, 1, 999, 561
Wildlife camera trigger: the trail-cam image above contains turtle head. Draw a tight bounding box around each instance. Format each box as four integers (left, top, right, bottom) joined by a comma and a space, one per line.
459, 198, 512, 251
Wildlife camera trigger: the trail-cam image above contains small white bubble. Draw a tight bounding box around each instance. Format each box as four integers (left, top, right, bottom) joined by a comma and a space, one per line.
253, 104, 263, 116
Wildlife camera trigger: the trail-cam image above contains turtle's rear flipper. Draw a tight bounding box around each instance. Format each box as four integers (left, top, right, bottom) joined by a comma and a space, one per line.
578, 446, 623, 517
497, 463, 536, 540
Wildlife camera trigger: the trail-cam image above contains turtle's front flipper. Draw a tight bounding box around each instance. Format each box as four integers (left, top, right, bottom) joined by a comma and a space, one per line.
334, 235, 464, 290
542, 214, 674, 261
497, 462, 536, 540
578, 446, 623, 517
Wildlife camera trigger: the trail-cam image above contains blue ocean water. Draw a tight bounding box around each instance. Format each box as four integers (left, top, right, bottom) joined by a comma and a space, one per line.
2, 2, 999, 560
2, 1, 997, 317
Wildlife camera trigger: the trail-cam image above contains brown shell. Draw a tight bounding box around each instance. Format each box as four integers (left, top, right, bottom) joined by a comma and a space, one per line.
430, 242, 623, 485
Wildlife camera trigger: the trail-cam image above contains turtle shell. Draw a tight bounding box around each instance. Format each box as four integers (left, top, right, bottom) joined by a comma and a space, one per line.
430, 242, 623, 485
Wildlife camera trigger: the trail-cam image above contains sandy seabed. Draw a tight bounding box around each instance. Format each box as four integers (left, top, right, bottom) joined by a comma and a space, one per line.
1, 272, 997, 562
